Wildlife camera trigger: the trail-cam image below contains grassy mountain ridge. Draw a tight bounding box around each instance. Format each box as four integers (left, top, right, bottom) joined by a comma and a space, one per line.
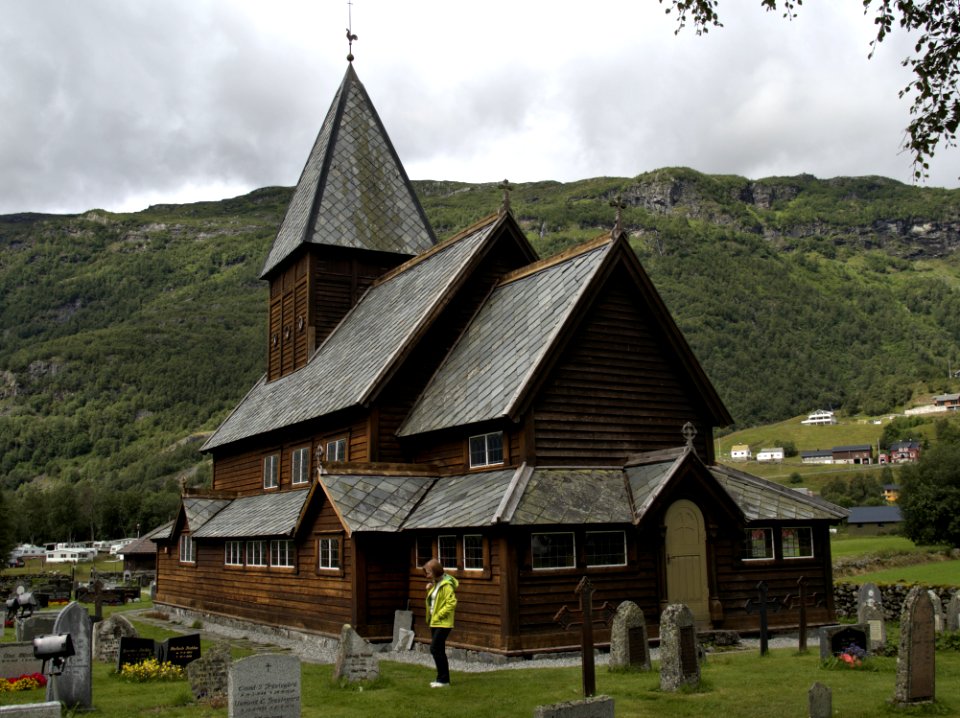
1, 168, 959, 541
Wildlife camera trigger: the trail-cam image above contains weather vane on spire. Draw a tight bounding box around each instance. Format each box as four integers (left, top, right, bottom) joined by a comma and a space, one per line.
610, 194, 627, 235
346, 1, 358, 62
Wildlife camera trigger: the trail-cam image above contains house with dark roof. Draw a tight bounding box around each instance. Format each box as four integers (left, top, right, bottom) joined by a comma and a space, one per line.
154, 61, 847, 654
846, 506, 903, 536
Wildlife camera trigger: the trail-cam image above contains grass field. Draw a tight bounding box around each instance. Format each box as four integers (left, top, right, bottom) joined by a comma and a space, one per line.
849, 560, 960, 586
829, 535, 931, 560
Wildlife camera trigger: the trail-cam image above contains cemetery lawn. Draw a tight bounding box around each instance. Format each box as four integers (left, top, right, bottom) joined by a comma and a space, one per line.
849, 559, 960, 586
3, 645, 960, 717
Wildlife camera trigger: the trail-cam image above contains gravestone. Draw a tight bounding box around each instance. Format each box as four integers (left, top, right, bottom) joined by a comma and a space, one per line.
391, 610, 413, 650
860, 604, 886, 650
947, 592, 960, 632
927, 590, 944, 633
158, 633, 201, 667
533, 695, 615, 718
228, 653, 300, 718
894, 586, 936, 705
148, 582, 157, 601
818, 623, 869, 661
608, 601, 650, 671
808, 682, 831, 718
15, 613, 58, 642
658, 603, 699, 692
0, 642, 43, 679
117, 636, 159, 671
0, 702, 62, 717
92, 613, 137, 664
857, 582, 883, 622
44, 601, 92, 711
332, 624, 379, 683
186, 641, 231, 703
392, 628, 415, 652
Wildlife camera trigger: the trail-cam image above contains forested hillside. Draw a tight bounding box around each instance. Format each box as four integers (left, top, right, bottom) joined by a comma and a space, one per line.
1, 168, 959, 542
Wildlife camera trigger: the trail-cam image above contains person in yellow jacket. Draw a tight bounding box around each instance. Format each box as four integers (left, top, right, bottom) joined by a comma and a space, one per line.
423, 558, 458, 687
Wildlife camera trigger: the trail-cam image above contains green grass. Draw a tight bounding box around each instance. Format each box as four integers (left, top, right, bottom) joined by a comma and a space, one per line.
850, 560, 960, 586
829, 535, 928, 560
3, 647, 960, 717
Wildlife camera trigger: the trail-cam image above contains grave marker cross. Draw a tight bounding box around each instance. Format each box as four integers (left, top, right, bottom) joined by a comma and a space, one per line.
783, 576, 822, 653
553, 576, 616, 698
744, 581, 782, 655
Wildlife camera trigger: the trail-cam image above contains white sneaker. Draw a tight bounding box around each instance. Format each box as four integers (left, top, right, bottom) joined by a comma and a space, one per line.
430, 682, 449, 688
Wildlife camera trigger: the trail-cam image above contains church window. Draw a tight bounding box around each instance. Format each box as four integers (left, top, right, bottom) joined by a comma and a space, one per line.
742, 528, 774, 560
585, 531, 627, 567
469, 432, 503, 468
532, 532, 575, 570
782, 527, 814, 558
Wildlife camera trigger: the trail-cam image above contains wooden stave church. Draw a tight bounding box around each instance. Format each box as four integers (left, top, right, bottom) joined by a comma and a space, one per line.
154, 61, 848, 655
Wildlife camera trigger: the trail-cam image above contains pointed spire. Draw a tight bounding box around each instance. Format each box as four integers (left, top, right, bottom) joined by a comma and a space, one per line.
261, 64, 436, 278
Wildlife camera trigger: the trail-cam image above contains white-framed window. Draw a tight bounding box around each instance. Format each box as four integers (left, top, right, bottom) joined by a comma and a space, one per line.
438, 535, 457, 570
585, 530, 627, 567
291, 447, 310, 485
782, 527, 814, 558
463, 535, 484, 571
224, 540, 243, 566
178, 535, 195, 564
415, 536, 433, 568
532, 532, 575, 570
469, 431, 503, 468
326, 438, 347, 462
246, 540, 267, 567
318, 537, 340, 570
270, 540, 295, 568
263, 454, 279, 489
743, 528, 774, 560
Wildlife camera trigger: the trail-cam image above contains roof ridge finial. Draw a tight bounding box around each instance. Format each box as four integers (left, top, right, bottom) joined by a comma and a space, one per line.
610, 193, 627, 235
498, 179, 512, 216
346, 1, 358, 63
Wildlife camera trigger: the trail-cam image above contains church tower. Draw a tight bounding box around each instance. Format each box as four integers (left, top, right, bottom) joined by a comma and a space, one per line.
261, 63, 436, 381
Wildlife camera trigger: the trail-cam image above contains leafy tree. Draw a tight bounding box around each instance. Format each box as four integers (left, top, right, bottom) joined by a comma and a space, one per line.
661, 1, 960, 178
0, 490, 13, 563
899, 441, 960, 546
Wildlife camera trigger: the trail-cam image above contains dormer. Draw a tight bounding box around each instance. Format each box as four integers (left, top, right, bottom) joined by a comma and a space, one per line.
261, 64, 436, 381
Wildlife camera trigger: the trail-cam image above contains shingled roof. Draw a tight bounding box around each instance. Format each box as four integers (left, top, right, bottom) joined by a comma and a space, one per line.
398, 238, 614, 437
203, 219, 499, 451
191, 490, 310, 539
260, 63, 435, 278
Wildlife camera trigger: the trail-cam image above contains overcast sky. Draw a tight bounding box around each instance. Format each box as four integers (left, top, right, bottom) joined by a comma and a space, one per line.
3, 1, 958, 216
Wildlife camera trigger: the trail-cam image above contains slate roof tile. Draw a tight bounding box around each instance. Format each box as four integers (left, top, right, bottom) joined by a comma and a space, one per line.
321, 474, 434, 533
509, 469, 633, 525
399, 242, 612, 437
710, 465, 849, 521
261, 64, 434, 278
192, 490, 310, 539
403, 470, 517, 529
183, 497, 231, 533
203, 222, 495, 450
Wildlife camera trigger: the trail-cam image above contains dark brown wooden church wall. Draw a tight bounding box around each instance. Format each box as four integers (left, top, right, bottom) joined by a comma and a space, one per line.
268, 255, 310, 382
533, 274, 712, 465
211, 416, 369, 495
711, 523, 836, 631
156, 505, 355, 637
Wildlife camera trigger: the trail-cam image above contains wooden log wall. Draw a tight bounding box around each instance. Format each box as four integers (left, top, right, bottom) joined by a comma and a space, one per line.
533, 273, 713, 465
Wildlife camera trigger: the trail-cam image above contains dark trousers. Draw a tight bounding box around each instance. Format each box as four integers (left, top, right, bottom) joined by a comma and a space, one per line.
430, 627, 451, 684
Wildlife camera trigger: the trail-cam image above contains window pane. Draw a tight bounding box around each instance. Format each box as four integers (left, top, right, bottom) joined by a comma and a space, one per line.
438, 535, 457, 570
464, 535, 483, 570
743, 528, 773, 559
532, 532, 575, 570
782, 527, 814, 558
263, 455, 279, 489
585, 531, 626, 567
486, 432, 503, 464
326, 438, 346, 462
319, 537, 340, 570
247, 540, 266, 566
225, 541, 243, 566
292, 447, 309, 485
469, 436, 487, 467
416, 537, 433, 567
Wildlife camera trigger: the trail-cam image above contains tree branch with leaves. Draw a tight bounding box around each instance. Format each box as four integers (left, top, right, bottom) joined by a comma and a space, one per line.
660, 0, 960, 180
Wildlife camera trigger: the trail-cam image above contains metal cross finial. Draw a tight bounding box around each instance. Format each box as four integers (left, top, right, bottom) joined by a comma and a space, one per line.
681, 421, 697, 447
346, 1, 358, 62
498, 179, 512, 215
610, 194, 627, 234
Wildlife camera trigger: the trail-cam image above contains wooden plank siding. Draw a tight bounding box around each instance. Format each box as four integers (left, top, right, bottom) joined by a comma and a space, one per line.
533, 276, 713, 465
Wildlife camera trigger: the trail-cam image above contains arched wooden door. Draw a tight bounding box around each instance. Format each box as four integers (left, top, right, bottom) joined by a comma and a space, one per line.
664, 499, 710, 623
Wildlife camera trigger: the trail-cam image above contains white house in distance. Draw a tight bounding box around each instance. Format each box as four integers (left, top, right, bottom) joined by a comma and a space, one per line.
730, 444, 752, 461
756, 447, 784, 463
801, 410, 837, 425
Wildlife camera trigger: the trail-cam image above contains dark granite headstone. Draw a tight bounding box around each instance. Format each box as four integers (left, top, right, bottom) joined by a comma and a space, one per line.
608, 601, 650, 671
894, 586, 936, 705
818, 623, 869, 661
659, 603, 699, 691
117, 636, 159, 671
44, 601, 92, 711
159, 633, 201, 667
228, 654, 300, 718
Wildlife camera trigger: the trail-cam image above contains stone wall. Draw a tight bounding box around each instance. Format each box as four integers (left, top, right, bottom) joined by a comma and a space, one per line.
834, 582, 956, 621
